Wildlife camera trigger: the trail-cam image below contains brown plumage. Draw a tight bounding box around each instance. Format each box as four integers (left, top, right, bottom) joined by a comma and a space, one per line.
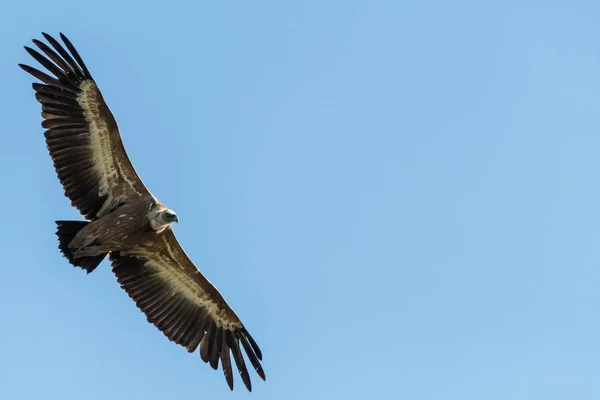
20, 33, 265, 392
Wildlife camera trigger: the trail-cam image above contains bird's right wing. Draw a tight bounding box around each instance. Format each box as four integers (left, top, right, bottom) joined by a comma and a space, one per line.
20, 33, 151, 220
109, 227, 266, 392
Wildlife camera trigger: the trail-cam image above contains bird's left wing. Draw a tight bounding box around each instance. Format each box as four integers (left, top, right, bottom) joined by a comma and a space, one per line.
109, 228, 265, 392
20, 33, 151, 220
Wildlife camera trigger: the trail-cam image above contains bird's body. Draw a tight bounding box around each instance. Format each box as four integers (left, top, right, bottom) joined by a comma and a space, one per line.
69, 195, 157, 254
20, 32, 265, 392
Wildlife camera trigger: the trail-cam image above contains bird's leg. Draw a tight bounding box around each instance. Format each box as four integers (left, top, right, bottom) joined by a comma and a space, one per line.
72, 245, 106, 258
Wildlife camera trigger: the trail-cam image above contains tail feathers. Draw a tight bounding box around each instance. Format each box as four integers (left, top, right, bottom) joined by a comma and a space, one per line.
55, 220, 106, 274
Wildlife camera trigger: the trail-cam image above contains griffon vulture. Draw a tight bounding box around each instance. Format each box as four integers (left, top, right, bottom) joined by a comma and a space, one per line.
19, 33, 265, 392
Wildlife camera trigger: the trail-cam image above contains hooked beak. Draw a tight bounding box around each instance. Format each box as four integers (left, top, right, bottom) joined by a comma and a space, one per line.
164, 212, 178, 224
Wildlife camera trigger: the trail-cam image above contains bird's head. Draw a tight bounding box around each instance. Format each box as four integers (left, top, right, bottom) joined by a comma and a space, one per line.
148, 201, 179, 232
161, 209, 179, 224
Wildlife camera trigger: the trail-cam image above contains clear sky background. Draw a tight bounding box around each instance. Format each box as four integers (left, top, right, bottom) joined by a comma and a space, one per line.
1, 1, 600, 399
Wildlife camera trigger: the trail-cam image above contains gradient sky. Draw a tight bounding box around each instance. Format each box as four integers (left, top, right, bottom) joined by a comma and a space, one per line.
1, 1, 600, 399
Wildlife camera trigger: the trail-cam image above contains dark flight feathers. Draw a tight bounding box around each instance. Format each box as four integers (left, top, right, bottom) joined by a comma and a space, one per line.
20, 33, 149, 221
110, 248, 265, 391
19, 35, 106, 220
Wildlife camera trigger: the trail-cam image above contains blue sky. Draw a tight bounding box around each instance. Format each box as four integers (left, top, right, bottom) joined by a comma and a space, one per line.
1, 0, 600, 398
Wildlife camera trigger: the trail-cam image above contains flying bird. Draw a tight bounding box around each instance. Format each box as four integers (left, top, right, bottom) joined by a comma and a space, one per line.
19, 33, 265, 392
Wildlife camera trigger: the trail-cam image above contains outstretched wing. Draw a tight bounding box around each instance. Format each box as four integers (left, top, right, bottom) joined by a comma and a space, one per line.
109, 228, 265, 392
20, 33, 150, 220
